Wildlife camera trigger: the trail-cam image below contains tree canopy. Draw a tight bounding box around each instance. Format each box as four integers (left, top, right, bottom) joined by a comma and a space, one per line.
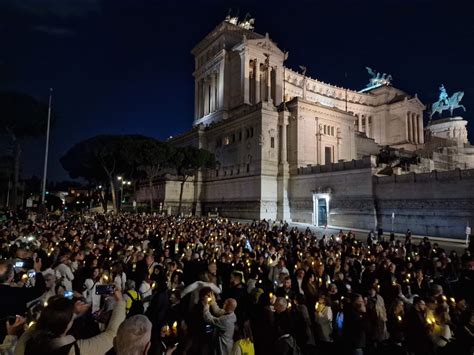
171, 145, 216, 214
0, 90, 51, 209
0, 90, 50, 139
61, 135, 216, 213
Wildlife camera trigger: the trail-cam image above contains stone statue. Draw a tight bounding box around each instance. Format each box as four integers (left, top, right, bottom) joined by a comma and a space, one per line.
439, 84, 449, 105
238, 13, 255, 30
431, 85, 466, 118
225, 9, 239, 25
299, 65, 307, 77
365, 67, 392, 88
263, 53, 270, 69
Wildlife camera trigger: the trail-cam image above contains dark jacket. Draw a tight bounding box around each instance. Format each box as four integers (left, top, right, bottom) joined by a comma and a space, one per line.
342, 308, 369, 350
146, 287, 170, 332
405, 308, 434, 355
0, 272, 46, 339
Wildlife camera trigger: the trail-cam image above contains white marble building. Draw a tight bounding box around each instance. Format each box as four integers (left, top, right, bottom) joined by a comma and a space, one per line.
136, 17, 474, 238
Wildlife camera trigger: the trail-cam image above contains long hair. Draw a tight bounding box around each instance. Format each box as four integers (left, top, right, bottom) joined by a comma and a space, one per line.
25, 296, 75, 355
235, 320, 254, 342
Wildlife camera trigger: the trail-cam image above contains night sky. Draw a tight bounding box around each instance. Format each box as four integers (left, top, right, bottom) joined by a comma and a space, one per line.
1, 0, 473, 181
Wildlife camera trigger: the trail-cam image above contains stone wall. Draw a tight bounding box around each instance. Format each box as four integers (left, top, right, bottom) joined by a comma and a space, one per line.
135, 178, 196, 215
374, 169, 474, 239
289, 157, 377, 230
201, 174, 263, 219
289, 158, 474, 240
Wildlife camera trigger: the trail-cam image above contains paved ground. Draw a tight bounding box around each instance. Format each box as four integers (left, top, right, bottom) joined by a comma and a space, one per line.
231, 218, 469, 254
289, 222, 469, 254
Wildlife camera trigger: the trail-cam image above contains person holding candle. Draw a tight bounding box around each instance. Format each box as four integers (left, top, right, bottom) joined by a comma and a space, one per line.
405, 297, 434, 355
202, 293, 237, 355
314, 294, 333, 344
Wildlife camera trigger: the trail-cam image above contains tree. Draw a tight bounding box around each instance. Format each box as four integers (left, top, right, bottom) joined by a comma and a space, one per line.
60, 135, 147, 212
136, 139, 173, 210
0, 91, 49, 210
171, 146, 215, 215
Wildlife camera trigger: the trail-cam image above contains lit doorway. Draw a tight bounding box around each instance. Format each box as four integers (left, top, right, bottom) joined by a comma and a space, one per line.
313, 193, 330, 227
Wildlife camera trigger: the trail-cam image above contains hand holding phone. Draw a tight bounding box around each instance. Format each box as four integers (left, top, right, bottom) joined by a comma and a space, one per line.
6, 316, 26, 336
95, 284, 115, 295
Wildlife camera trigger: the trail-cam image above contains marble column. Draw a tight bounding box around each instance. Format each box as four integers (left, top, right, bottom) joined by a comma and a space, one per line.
214, 72, 219, 111
280, 119, 288, 164
267, 67, 272, 103
255, 60, 261, 103
412, 113, 418, 144
417, 114, 424, 144
210, 73, 214, 112
218, 60, 225, 110
407, 112, 412, 142
213, 73, 218, 111
240, 52, 250, 104
199, 79, 204, 117
275, 66, 283, 106
203, 77, 209, 116
249, 60, 255, 104
358, 115, 362, 133
194, 79, 199, 119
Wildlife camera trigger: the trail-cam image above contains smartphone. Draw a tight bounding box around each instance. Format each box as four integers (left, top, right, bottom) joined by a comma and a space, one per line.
28, 271, 36, 279
15, 261, 25, 268
95, 284, 115, 295
64, 291, 74, 299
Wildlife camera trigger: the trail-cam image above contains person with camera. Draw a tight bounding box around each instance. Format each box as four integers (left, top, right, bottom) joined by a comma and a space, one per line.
15, 290, 125, 355
0, 316, 26, 355
0, 257, 45, 338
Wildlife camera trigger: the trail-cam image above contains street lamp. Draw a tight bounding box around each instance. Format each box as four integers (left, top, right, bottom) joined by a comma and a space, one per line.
117, 178, 131, 208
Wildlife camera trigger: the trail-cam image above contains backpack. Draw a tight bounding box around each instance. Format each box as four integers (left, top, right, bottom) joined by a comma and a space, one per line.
126, 291, 144, 317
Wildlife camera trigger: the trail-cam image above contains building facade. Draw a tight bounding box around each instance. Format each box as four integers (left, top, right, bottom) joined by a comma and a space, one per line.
136, 17, 474, 239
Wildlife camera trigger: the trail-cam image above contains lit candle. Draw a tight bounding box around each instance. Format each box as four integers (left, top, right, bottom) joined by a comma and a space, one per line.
172, 321, 178, 333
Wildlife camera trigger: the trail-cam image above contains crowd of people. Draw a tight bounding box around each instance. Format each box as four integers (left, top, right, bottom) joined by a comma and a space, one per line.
0, 210, 473, 355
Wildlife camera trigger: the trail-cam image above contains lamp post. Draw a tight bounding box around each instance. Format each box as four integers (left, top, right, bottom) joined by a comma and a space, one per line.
116, 176, 123, 210
116, 177, 131, 210
41, 88, 53, 206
